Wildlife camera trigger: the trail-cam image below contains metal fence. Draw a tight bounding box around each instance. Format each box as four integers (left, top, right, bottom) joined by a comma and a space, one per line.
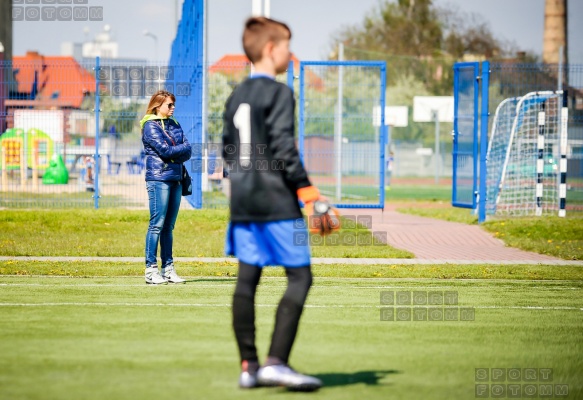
452, 62, 480, 209
488, 63, 583, 180
0, 0, 454, 210
7, 0, 579, 213
452, 61, 583, 221
298, 61, 387, 208
5, 55, 580, 213
487, 62, 583, 216
0, 57, 196, 209
0, 55, 282, 209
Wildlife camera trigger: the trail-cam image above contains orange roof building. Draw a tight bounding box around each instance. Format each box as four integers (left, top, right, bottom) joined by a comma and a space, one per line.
10, 51, 96, 109
210, 53, 323, 90
209, 54, 252, 80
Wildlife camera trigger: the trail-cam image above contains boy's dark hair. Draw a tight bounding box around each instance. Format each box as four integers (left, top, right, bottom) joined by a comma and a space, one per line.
242, 16, 292, 64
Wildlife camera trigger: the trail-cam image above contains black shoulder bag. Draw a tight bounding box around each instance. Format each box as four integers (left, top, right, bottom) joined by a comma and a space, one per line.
181, 165, 192, 196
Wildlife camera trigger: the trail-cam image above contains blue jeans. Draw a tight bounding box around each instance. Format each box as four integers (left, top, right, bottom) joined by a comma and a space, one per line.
145, 180, 182, 267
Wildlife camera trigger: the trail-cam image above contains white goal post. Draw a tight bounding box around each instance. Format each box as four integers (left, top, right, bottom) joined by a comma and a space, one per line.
486, 91, 568, 217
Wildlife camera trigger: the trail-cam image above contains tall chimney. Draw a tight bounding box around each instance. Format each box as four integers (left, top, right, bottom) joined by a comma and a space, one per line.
543, 0, 568, 64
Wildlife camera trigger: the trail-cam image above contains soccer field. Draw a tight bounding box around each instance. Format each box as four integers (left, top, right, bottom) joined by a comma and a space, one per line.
0, 275, 581, 400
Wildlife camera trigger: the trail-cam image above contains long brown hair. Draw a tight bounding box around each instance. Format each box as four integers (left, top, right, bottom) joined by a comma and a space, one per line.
146, 90, 176, 115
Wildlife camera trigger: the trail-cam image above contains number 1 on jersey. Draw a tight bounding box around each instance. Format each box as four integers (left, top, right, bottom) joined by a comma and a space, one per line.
233, 103, 251, 168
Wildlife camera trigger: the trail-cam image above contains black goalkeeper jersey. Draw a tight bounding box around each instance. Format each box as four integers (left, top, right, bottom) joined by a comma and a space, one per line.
222, 77, 312, 222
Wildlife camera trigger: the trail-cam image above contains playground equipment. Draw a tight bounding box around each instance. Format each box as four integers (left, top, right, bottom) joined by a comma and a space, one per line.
42, 153, 69, 185
0, 127, 59, 189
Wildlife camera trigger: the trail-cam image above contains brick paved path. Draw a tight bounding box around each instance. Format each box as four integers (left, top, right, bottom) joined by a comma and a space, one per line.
340, 207, 562, 262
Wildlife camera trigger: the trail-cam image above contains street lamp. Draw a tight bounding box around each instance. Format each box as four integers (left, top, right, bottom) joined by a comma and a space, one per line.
143, 30, 158, 62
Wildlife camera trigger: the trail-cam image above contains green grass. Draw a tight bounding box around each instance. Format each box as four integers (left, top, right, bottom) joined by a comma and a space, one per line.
566, 188, 583, 205
385, 185, 451, 202
0, 275, 581, 400
2, 261, 583, 280
0, 192, 143, 208
202, 190, 229, 208
1, 199, 581, 399
316, 184, 452, 203
483, 217, 583, 261
0, 209, 413, 259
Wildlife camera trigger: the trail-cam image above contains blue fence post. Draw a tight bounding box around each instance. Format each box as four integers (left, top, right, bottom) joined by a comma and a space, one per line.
194, 0, 204, 209
478, 61, 490, 223
169, 0, 204, 208
298, 63, 305, 162
94, 56, 101, 209
472, 66, 479, 210
452, 62, 480, 209
379, 62, 387, 206
287, 60, 294, 91
452, 64, 459, 205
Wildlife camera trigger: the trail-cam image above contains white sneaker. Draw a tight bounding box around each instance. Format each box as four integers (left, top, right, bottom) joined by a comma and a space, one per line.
257, 364, 322, 391
162, 264, 185, 284
239, 371, 259, 389
239, 360, 260, 389
145, 266, 167, 285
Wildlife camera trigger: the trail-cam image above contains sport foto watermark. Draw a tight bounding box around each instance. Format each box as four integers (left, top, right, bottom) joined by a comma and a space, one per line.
13, 0, 103, 22
97, 66, 191, 98
293, 230, 387, 247
380, 291, 475, 321
191, 144, 290, 173
292, 214, 385, 246
189, 158, 284, 174
475, 368, 569, 398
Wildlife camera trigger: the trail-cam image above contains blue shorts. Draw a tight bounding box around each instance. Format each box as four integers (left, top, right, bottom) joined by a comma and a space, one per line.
225, 219, 311, 268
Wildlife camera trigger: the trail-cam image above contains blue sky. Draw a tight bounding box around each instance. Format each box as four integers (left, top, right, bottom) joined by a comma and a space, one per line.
12, 0, 583, 64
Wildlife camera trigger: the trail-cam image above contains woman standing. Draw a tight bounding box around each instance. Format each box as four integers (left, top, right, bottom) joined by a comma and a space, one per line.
140, 90, 192, 284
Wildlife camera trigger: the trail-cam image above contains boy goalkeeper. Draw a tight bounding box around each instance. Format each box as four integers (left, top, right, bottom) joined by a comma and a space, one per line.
222, 16, 338, 392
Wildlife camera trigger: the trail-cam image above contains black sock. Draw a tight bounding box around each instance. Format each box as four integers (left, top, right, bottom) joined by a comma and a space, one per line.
267, 266, 313, 364
232, 262, 262, 362
242, 359, 260, 374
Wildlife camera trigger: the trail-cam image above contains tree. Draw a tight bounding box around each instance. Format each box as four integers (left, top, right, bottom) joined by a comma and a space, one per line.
438, 5, 504, 59
335, 0, 443, 58
206, 72, 235, 143
330, 0, 515, 97
325, 0, 516, 150
333, 0, 509, 61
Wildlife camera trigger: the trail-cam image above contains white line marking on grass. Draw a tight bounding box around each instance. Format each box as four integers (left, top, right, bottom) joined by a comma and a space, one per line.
0, 302, 232, 307
0, 283, 149, 287
0, 283, 581, 290
0, 303, 581, 311
1, 276, 582, 285
471, 306, 583, 310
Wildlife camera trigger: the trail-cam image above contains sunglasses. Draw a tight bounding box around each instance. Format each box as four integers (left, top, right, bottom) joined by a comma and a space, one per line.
166, 103, 175, 108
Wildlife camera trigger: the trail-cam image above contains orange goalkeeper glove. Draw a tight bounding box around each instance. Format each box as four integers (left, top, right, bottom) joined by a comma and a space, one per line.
297, 186, 341, 236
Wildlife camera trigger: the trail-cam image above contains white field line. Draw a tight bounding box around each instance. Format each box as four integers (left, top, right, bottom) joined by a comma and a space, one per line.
1, 275, 582, 285
0, 283, 581, 290
0, 302, 581, 311
2, 256, 582, 266
0, 275, 583, 289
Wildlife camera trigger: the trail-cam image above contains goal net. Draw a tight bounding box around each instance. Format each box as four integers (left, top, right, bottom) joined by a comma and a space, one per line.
486, 91, 566, 217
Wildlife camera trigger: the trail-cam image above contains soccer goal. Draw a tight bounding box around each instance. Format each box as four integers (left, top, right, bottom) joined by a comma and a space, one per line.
486, 91, 568, 217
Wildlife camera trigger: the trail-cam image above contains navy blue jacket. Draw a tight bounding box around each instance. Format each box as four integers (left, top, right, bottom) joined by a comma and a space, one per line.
141, 117, 192, 182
